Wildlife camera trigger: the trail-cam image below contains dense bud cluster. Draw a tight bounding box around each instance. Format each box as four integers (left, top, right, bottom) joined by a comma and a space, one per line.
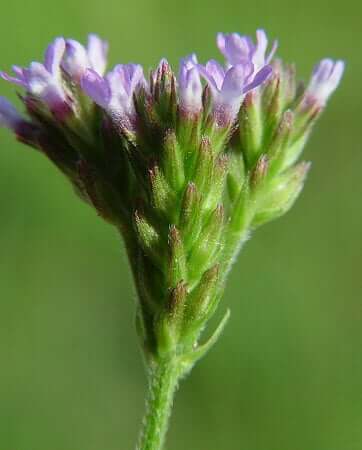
0, 31, 344, 369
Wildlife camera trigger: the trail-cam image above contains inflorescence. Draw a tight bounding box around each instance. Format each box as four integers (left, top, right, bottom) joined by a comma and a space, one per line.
0, 30, 344, 366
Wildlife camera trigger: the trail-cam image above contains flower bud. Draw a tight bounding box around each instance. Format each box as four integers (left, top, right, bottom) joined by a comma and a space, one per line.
149, 165, 175, 219
180, 182, 203, 249
267, 110, 294, 174
188, 205, 224, 283
187, 264, 220, 322
134, 210, 162, 264
239, 90, 263, 166
193, 136, 214, 196
163, 129, 185, 191
168, 225, 187, 288
251, 154, 269, 189
253, 161, 311, 227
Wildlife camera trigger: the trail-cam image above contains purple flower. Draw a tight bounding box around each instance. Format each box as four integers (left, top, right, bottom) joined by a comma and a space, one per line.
305, 59, 345, 106
0, 37, 70, 118
217, 29, 277, 70
197, 59, 272, 125
0, 97, 24, 131
178, 54, 203, 115
62, 34, 108, 82
81, 63, 145, 124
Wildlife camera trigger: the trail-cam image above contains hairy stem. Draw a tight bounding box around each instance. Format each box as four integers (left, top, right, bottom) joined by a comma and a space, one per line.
137, 358, 181, 450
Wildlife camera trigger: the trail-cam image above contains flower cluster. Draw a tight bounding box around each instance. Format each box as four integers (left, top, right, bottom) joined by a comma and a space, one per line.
0, 31, 344, 366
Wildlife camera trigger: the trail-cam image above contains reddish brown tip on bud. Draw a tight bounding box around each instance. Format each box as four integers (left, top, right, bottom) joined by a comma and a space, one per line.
252, 154, 269, 188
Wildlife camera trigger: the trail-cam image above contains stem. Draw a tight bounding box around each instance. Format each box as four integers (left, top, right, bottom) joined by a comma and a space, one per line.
137, 358, 180, 450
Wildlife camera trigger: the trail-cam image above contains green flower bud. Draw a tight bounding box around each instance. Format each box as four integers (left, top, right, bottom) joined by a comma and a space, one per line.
188, 205, 224, 283
134, 210, 162, 264
168, 225, 187, 288
163, 129, 185, 192
180, 182, 203, 250
239, 91, 263, 167
193, 136, 214, 196
253, 161, 311, 227
149, 165, 176, 220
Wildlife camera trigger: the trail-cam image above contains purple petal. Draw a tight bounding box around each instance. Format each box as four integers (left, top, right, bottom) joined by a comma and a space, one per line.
44, 37, 66, 75
253, 29, 268, 66
217, 33, 226, 54
107, 66, 129, 99
81, 69, 110, 108
221, 65, 247, 99
0, 96, 23, 130
197, 64, 219, 92
243, 64, 273, 93
62, 39, 88, 80
205, 60, 225, 90
179, 66, 202, 114
0, 71, 27, 88
329, 60, 345, 87
180, 54, 198, 72
266, 39, 278, 64
312, 59, 334, 82
225, 33, 253, 66
128, 64, 145, 92
87, 34, 108, 75
26, 62, 53, 94
307, 59, 345, 105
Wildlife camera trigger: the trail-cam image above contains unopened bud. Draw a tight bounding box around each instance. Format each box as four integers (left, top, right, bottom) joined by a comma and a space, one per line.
239, 90, 263, 167
267, 110, 294, 175
251, 154, 269, 189
180, 182, 203, 249
134, 210, 162, 264
193, 136, 214, 196
168, 225, 187, 288
188, 205, 224, 283
149, 165, 175, 219
253, 161, 311, 227
163, 129, 185, 191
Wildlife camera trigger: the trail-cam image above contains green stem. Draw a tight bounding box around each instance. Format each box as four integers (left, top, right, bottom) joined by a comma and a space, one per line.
137, 358, 180, 450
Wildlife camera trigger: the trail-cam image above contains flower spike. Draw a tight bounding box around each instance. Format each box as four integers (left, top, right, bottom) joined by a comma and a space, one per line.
0, 30, 345, 450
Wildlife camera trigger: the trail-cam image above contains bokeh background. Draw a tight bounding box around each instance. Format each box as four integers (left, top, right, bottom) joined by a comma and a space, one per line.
0, 1, 361, 449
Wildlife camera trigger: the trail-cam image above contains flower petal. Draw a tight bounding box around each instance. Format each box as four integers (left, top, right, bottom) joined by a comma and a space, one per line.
44, 37, 66, 76
243, 64, 273, 93
87, 34, 108, 75
0, 96, 23, 130
81, 68, 110, 108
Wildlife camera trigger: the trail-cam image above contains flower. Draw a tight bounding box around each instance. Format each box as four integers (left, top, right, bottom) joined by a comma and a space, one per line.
217, 29, 277, 70
0, 37, 71, 118
197, 59, 272, 125
305, 58, 345, 106
81, 63, 145, 124
62, 34, 108, 82
178, 54, 203, 116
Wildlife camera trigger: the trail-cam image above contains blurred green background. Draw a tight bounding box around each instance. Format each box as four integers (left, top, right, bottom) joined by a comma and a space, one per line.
0, 1, 361, 449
